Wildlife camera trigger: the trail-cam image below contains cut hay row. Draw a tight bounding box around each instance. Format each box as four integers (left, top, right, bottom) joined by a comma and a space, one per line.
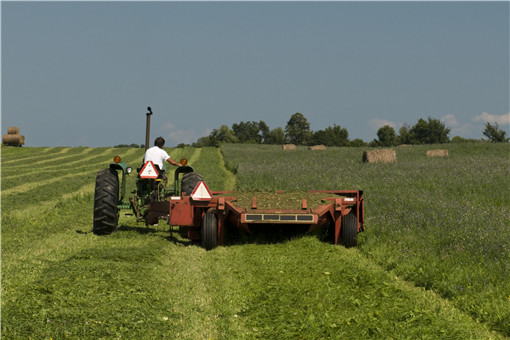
2, 147, 93, 166
2, 168, 101, 197
2, 149, 142, 181
362, 149, 397, 163
282, 144, 296, 150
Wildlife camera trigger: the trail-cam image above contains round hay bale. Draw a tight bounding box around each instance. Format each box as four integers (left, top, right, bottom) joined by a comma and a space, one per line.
362, 149, 397, 163
282, 144, 296, 151
309, 145, 326, 151
19, 135, 25, 145
426, 150, 448, 157
3, 134, 21, 145
7, 126, 19, 134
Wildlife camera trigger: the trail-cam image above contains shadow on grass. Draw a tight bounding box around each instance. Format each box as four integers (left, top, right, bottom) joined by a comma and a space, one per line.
223, 224, 331, 247
118, 225, 158, 234
118, 224, 195, 247
81, 223, 333, 248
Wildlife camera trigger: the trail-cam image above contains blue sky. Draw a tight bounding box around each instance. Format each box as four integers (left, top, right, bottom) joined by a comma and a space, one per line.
2, 1, 509, 147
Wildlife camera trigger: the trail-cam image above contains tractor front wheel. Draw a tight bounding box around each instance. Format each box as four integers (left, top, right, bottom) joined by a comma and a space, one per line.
341, 213, 358, 248
201, 210, 218, 250
93, 168, 119, 235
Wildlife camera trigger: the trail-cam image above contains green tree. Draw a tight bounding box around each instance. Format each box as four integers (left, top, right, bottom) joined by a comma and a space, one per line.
232, 121, 260, 143
350, 138, 367, 147
409, 117, 450, 144
208, 125, 239, 147
312, 125, 349, 146
483, 122, 508, 142
231, 121, 271, 144
451, 136, 480, 143
265, 127, 286, 145
398, 124, 412, 145
259, 121, 270, 143
193, 136, 213, 147
285, 112, 312, 145
376, 125, 398, 147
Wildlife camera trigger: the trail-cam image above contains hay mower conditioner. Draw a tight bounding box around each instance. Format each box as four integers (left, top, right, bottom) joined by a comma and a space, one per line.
93, 155, 364, 249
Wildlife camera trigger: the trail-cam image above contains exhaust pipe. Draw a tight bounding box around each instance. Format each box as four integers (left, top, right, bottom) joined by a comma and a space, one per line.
145, 106, 153, 151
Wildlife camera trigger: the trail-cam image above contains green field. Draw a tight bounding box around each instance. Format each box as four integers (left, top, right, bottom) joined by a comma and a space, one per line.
1, 143, 509, 339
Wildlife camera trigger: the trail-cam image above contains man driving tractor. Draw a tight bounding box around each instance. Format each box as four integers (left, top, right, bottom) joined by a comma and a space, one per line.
144, 137, 182, 173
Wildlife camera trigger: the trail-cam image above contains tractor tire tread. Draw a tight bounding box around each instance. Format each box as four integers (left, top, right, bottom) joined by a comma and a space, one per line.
93, 168, 119, 235
341, 213, 358, 248
181, 172, 204, 196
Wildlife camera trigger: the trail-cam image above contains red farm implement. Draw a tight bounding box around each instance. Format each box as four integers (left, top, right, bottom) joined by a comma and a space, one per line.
168, 185, 364, 250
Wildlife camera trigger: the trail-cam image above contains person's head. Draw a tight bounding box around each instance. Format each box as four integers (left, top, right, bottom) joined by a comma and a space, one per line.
154, 137, 165, 148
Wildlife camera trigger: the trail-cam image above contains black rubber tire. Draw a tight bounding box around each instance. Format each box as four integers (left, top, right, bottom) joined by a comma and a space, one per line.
93, 168, 119, 235
341, 213, 358, 248
201, 210, 218, 250
181, 172, 203, 196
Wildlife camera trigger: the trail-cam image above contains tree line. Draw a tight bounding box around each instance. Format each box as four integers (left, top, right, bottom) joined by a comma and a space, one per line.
187, 112, 508, 148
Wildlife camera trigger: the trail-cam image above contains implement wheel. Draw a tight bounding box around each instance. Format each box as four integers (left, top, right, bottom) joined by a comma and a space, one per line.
93, 168, 119, 235
341, 213, 358, 248
181, 172, 203, 196
201, 210, 218, 250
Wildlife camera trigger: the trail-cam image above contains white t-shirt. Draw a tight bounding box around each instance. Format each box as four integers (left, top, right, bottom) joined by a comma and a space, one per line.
144, 146, 171, 170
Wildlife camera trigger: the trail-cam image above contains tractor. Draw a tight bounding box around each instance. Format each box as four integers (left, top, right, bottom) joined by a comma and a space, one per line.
92, 107, 203, 235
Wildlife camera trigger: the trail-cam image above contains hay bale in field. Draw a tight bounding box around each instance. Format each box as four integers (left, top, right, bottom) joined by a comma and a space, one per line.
3, 134, 22, 145
3, 126, 25, 146
7, 126, 19, 134
362, 149, 396, 163
309, 145, 326, 151
426, 149, 448, 157
282, 144, 296, 151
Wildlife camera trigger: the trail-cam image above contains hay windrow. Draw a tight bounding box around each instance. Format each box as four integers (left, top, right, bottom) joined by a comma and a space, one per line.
362, 149, 397, 163
309, 145, 326, 150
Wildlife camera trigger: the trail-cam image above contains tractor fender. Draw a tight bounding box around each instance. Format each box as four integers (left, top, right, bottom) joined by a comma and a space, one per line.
109, 162, 130, 174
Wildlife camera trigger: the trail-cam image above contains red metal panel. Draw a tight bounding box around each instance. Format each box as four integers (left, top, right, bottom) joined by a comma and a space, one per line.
169, 199, 194, 226
334, 213, 341, 245
301, 199, 307, 210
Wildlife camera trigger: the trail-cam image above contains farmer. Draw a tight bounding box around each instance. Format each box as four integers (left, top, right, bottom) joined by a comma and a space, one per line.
143, 137, 182, 173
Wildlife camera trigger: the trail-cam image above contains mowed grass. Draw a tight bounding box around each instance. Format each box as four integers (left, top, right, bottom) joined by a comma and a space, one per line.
1, 144, 508, 339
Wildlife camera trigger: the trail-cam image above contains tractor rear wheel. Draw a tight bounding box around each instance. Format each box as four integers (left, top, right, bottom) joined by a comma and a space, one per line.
93, 168, 119, 235
341, 213, 358, 248
181, 172, 203, 196
201, 210, 218, 250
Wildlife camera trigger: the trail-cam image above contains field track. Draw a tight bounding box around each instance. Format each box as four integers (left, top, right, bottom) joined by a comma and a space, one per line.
2, 144, 509, 339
